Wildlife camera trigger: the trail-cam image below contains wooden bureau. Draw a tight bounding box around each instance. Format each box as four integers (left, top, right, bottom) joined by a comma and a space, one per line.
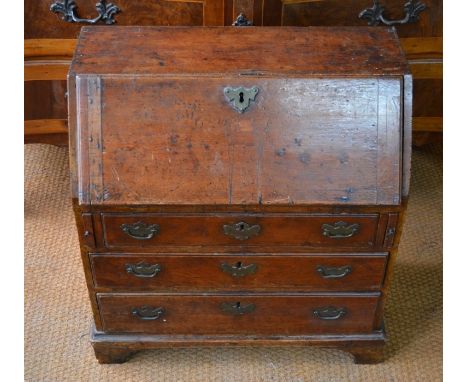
69, 26, 411, 364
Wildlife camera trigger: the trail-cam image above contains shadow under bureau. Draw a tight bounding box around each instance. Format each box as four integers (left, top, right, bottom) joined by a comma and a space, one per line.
68, 26, 412, 364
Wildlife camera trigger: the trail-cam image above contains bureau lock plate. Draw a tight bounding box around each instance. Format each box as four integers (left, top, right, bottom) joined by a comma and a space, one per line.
224, 86, 259, 113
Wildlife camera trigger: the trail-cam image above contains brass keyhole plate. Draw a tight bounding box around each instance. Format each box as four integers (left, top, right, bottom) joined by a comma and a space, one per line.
224, 86, 259, 113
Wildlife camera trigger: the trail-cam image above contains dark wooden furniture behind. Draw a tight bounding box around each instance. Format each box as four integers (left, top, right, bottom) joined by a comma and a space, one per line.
25, 0, 441, 146
69, 26, 411, 364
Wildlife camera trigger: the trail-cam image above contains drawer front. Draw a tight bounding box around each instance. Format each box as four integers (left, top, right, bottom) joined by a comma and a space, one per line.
91, 253, 387, 291
97, 293, 380, 335
102, 214, 379, 249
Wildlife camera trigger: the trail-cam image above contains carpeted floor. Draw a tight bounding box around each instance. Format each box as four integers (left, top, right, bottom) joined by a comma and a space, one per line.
24, 143, 442, 382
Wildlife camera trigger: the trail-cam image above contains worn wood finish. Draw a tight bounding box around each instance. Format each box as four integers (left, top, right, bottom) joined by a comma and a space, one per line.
71, 26, 408, 76
78, 208, 398, 255
71, 27, 406, 207
91, 326, 385, 364
97, 293, 380, 335
24, 36, 443, 67
90, 253, 387, 291
96, 77, 399, 206
76, 200, 406, 214
70, 26, 411, 364
102, 213, 379, 248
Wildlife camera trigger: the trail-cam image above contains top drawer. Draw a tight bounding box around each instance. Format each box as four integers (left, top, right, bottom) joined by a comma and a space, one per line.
101, 213, 380, 250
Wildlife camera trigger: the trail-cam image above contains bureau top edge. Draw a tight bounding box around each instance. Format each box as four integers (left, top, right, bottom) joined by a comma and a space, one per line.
70, 26, 410, 77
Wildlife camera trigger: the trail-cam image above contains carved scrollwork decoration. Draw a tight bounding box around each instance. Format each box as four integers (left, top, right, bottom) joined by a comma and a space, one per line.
50, 0, 121, 25
359, 0, 427, 26
232, 12, 253, 26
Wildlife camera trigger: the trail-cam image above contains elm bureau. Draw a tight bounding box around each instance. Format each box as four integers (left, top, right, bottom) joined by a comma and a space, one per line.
68, 26, 412, 364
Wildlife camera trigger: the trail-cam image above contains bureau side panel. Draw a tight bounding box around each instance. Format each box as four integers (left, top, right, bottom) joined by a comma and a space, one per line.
376, 78, 403, 204
402, 74, 413, 197
67, 74, 77, 197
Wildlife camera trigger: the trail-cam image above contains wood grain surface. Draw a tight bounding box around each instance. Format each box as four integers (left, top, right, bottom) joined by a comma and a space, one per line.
74, 77, 403, 206
101, 213, 380, 248
90, 253, 387, 291
70, 26, 408, 76
97, 293, 380, 335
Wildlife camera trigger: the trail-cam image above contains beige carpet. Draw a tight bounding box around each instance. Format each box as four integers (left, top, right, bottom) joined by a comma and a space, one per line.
25, 143, 442, 382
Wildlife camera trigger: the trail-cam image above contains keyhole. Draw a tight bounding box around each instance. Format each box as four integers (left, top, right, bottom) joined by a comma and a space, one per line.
239, 92, 244, 103
235, 261, 243, 269
235, 302, 241, 309
239, 223, 245, 231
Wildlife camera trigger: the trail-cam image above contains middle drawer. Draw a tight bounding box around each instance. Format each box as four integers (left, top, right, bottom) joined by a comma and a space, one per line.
90, 253, 387, 291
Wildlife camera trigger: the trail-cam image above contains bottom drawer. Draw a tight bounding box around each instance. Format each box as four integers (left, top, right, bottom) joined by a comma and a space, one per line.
97, 293, 380, 335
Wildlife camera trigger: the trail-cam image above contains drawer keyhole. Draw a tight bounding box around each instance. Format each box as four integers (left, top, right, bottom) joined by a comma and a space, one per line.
239, 92, 244, 103
220, 301, 256, 315
223, 221, 261, 240
220, 261, 257, 277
